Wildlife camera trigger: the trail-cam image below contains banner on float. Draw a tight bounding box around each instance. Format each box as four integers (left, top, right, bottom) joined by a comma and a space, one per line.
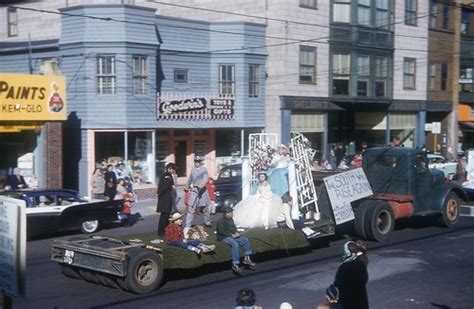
323, 168, 373, 225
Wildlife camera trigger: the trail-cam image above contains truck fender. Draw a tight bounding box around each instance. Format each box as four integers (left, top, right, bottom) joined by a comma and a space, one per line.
431, 183, 468, 212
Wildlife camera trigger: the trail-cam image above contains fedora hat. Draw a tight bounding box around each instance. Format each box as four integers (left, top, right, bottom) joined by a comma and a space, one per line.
169, 212, 184, 222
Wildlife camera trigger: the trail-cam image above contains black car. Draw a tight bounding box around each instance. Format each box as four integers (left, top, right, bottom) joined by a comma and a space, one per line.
0, 189, 125, 236
214, 164, 242, 210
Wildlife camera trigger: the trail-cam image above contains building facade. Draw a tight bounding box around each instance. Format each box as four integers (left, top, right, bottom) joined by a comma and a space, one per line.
0, 1, 266, 196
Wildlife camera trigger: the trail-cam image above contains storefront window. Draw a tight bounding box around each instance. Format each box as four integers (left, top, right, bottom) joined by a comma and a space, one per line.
95, 131, 154, 184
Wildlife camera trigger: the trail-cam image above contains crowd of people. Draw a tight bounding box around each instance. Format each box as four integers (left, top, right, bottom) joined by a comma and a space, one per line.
91, 162, 136, 201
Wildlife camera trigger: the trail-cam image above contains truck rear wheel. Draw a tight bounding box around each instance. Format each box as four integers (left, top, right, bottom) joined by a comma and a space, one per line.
440, 192, 460, 228
354, 200, 374, 240
366, 202, 394, 242
125, 249, 163, 294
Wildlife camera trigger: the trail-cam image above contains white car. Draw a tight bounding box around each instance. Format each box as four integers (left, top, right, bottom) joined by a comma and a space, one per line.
427, 154, 457, 179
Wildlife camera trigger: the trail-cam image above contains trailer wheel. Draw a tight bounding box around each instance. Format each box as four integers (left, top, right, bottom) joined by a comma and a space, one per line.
81, 220, 100, 234
78, 269, 100, 284
439, 192, 460, 228
354, 201, 373, 240
60, 265, 81, 280
125, 249, 163, 294
366, 202, 394, 242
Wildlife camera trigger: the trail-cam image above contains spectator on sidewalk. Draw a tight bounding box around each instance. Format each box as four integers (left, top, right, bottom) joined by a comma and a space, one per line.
164, 212, 215, 255
156, 163, 176, 237
334, 240, 369, 309
7, 167, 28, 190
216, 207, 256, 274
91, 168, 105, 200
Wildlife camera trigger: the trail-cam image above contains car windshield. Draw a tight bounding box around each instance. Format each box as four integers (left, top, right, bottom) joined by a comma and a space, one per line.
218, 166, 241, 179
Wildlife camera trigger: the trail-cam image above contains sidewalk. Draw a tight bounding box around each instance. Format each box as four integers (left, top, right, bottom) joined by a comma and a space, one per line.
132, 186, 188, 217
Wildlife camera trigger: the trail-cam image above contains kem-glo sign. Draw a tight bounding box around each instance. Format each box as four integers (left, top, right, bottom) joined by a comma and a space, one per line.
0, 73, 67, 121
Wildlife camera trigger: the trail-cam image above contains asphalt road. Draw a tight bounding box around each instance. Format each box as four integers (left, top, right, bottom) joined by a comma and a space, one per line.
14, 212, 474, 309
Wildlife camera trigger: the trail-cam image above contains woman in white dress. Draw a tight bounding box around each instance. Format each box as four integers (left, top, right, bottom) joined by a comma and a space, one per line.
233, 173, 282, 229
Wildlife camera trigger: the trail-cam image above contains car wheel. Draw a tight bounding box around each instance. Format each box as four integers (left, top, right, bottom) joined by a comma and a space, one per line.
81, 220, 100, 234
365, 202, 395, 242
224, 196, 238, 208
439, 192, 460, 228
124, 248, 163, 294
354, 200, 374, 240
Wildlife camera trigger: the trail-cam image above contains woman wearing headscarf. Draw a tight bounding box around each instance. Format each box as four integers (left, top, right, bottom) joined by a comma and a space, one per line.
334, 240, 369, 309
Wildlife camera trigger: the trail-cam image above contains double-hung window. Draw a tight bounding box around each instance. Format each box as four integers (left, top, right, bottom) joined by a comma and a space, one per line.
249, 64, 260, 97
7, 7, 18, 37
97, 56, 116, 94
375, 0, 390, 29
441, 63, 448, 91
333, 0, 351, 23
299, 46, 316, 84
132, 56, 147, 95
403, 58, 416, 90
430, 3, 438, 28
442, 4, 450, 30
375, 57, 388, 97
428, 63, 436, 90
219, 65, 235, 95
357, 55, 370, 96
332, 53, 351, 95
405, 0, 417, 26
358, 0, 371, 26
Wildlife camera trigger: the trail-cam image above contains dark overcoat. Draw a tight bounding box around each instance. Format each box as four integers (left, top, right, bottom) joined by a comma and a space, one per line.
156, 171, 174, 213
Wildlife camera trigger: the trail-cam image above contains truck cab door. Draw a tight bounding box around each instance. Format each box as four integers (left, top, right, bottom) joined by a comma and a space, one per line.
414, 154, 432, 211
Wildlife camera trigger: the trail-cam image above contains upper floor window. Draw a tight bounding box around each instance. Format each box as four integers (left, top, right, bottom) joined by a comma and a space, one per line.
333, 53, 351, 95
299, 46, 317, 84
97, 56, 116, 94
333, 0, 351, 23
428, 63, 436, 90
441, 63, 448, 90
357, 55, 370, 96
442, 4, 449, 30
219, 65, 235, 95
462, 9, 471, 35
375, 0, 390, 29
405, 0, 417, 26
249, 64, 260, 97
7, 7, 18, 37
300, 0, 317, 9
429, 3, 438, 28
403, 58, 416, 90
375, 57, 388, 97
132, 56, 147, 95
358, 0, 371, 26
174, 69, 188, 83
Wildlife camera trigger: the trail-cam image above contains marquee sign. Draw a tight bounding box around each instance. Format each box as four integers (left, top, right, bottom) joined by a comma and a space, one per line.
157, 93, 234, 120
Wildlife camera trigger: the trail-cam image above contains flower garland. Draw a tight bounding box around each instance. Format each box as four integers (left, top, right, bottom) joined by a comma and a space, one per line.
249, 142, 275, 171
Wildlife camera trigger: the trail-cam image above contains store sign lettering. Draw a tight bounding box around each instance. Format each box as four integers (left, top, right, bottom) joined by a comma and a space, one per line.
159, 98, 206, 115
1, 104, 43, 113
0, 81, 46, 100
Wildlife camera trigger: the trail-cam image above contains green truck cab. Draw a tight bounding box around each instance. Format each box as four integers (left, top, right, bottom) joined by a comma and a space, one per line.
353, 147, 467, 242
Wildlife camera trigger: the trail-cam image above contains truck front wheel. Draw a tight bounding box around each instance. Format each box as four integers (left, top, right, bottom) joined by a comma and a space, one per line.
366, 202, 395, 242
440, 192, 460, 228
125, 249, 163, 294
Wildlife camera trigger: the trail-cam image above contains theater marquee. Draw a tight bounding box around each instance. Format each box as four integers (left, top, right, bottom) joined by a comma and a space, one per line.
0, 73, 67, 121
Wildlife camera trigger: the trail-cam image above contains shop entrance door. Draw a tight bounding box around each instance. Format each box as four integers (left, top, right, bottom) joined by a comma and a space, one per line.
174, 141, 187, 177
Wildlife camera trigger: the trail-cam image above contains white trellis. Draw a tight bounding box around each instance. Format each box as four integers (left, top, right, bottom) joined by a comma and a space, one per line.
290, 132, 320, 218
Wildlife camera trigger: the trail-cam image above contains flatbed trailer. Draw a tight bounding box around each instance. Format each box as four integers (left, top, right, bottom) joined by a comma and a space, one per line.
51, 221, 334, 294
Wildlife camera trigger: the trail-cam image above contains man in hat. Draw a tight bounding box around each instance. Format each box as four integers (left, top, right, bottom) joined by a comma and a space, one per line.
156, 163, 177, 236
216, 207, 256, 274
165, 212, 215, 255
184, 156, 212, 228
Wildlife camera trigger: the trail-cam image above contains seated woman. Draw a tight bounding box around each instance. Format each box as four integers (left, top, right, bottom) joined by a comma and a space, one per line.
165, 212, 215, 255
233, 173, 282, 229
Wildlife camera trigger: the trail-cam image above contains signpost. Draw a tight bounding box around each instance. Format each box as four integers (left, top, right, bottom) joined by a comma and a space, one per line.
323, 168, 373, 225
0, 196, 26, 308
432, 122, 441, 153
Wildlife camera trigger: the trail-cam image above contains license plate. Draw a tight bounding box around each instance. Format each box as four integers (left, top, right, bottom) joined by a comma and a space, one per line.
63, 250, 75, 264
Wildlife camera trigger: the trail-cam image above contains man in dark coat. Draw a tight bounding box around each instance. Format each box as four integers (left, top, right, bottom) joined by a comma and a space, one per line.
334, 240, 369, 309
7, 168, 28, 190
156, 163, 176, 236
